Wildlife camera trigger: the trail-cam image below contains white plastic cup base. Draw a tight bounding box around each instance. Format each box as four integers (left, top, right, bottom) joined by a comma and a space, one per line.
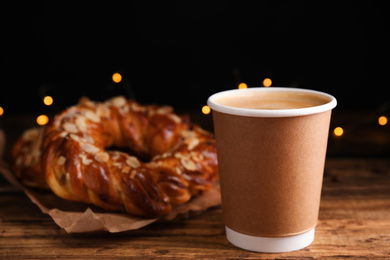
225, 227, 315, 253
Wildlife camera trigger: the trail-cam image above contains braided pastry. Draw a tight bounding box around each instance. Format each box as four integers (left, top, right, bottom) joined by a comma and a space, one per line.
12, 96, 218, 218
12, 127, 48, 189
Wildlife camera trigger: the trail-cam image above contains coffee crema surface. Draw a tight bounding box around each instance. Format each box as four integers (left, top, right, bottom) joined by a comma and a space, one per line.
214, 91, 331, 110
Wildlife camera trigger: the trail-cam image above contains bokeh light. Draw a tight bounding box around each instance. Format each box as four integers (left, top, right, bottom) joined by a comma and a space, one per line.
263, 78, 272, 87
36, 115, 49, 126
43, 96, 53, 106
378, 116, 388, 126
112, 72, 122, 83
202, 105, 211, 115
238, 83, 247, 89
333, 127, 344, 137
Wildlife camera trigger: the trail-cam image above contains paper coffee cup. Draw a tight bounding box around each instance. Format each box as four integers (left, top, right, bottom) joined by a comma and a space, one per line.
208, 87, 337, 253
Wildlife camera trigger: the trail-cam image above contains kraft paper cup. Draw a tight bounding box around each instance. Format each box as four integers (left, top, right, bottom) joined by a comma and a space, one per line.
207, 87, 336, 253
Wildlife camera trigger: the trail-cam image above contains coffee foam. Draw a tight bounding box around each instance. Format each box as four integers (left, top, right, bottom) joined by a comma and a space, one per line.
214, 91, 330, 110
208, 88, 337, 118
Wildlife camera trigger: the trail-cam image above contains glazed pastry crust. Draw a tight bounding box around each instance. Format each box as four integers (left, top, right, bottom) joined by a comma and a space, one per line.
12, 97, 218, 218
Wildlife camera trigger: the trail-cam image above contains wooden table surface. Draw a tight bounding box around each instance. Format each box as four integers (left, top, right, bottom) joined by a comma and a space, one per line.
1, 112, 390, 259
1, 157, 389, 259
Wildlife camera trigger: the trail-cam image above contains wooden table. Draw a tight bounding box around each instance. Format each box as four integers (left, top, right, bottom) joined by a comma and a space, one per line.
1, 157, 389, 259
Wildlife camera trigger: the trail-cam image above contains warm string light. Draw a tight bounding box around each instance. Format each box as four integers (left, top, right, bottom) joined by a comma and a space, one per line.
112, 72, 122, 83
263, 78, 272, 87
331, 115, 389, 138
202, 105, 211, 115
36, 115, 49, 126
43, 96, 53, 106
238, 82, 247, 89
333, 127, 344, 137
238, 78, 272, 89
0, 106, 3, 116
378, 116, 388, 126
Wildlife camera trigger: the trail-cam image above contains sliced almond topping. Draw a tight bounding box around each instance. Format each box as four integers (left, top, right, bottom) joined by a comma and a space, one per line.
80, 154, 92, 165
182, 173, 192, 181
185, 137, 199, 150
175, 167, 182, 175
71, 134, 89, 144
81, 143, 100, 154
151, 154, 161, 161
110, 96, 126, 108
94, 151, 109, 163
181, 158, 196, 171
82, 134, 94, 144
156, 106, 173, 114
83, 110, 100, 123
58, 156, 66, 165
59, 131, 68, 138
111, 153, 121, 160
113, 162, 122, 168
130, 102, 145, 112
70, 134, 81, 142
83, 100, 95, 107
190, 151, 204, 161
126, 156, 140, 168
174, 152, 185, 159
96, 104, 111, 118
162, 152, 171, 158
168, 114, 181, 123
75, 116, 87, 132
63, 122, 78, 133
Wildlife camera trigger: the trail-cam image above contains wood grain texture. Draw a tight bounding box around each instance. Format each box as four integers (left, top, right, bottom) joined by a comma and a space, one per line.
1, 158, 390, 259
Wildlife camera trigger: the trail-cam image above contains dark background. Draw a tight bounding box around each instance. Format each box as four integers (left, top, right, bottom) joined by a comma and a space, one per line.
1, 1, 390, 114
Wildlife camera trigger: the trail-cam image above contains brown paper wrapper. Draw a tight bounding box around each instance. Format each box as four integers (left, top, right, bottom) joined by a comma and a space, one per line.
0, 129, 221, 233
212, 110, 331, 237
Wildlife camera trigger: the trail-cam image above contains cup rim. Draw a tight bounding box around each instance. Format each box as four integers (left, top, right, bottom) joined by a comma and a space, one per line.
207, 87, 337, 117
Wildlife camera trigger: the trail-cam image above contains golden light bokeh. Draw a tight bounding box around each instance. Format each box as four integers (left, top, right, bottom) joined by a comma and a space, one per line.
333, 127, 344, 137
0, 106, 3, 116
378, 116, 388, 126
112, 72, 122, 83
263, 78, 272, 87
202, 105, 211, 115
238, 82, 247, 89
37, 115, 49, 126
43, 96, 53, 106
